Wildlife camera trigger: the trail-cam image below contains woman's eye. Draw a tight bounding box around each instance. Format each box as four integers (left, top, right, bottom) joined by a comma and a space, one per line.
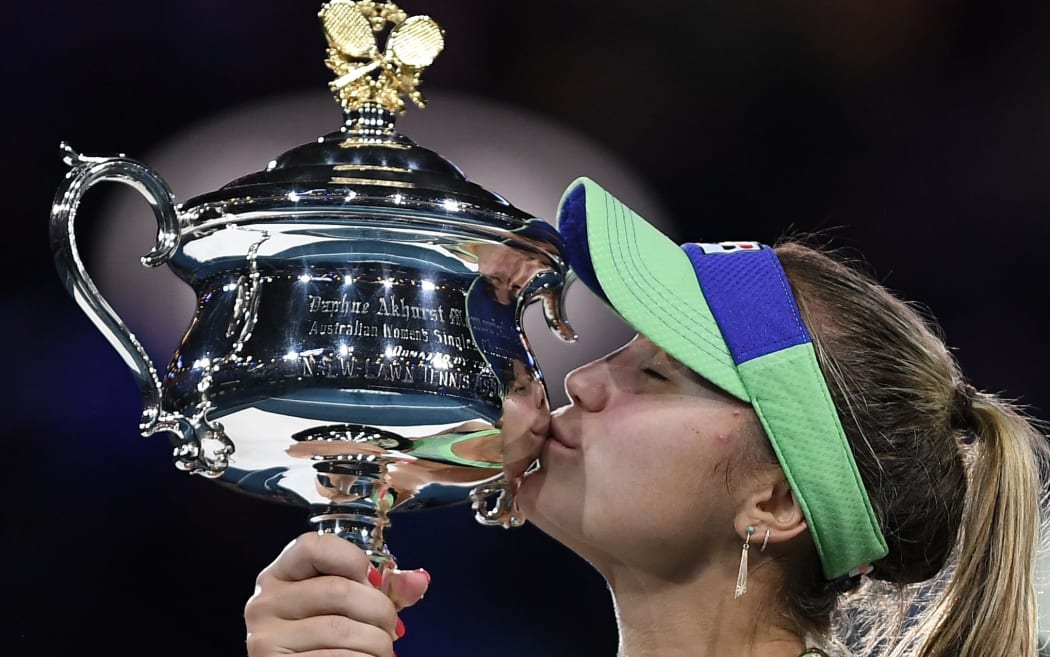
642, 367, 669, 381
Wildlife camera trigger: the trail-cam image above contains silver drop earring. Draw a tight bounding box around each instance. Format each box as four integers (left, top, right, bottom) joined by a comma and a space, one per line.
761, 528, 770, 552
735, 525, 755, 598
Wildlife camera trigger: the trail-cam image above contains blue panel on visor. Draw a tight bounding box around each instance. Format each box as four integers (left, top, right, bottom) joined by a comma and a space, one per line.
557, 183, 610, 303
682, 243, 811, 364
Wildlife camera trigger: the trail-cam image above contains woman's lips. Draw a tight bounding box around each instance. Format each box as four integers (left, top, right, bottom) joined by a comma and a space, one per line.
503, 428, 548, 480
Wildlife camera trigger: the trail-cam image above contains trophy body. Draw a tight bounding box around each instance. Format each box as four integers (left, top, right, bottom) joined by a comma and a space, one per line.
50, 2, 574, 566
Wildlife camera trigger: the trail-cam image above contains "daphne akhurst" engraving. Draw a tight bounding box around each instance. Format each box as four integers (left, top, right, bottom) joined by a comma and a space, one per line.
308, 293, 458, 324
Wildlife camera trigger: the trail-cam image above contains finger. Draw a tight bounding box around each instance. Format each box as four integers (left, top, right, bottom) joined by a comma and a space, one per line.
296, 652, 384, 657
248, 615, 393, 656
384, 568, 431, 611
248, 576, 398, 636
296, 651, 388, 657
251, 642, 386, 657
264, 532, 374, 583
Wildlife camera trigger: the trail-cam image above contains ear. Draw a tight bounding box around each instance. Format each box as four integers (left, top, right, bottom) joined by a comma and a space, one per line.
733, 473, 808, 546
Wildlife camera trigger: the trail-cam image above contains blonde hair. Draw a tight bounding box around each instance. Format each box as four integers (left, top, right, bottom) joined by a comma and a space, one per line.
773, 239, 1049, 657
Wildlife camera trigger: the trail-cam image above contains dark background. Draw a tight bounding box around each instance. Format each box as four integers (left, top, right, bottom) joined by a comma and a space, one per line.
6, 1, 1050, 656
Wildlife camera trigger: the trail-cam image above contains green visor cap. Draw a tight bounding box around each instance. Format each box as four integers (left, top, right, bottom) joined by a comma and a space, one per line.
556, 177, 887, 580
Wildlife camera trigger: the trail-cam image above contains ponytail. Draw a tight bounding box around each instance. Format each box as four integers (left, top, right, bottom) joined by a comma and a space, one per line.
772, 240, 1050, 657
907, 394, 1049, 657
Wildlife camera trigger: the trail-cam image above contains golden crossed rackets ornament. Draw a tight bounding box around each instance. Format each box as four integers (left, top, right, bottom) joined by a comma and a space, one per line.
320, 0, 445, 113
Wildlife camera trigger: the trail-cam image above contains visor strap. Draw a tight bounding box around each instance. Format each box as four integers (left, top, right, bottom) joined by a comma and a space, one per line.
682, 242, 888, 579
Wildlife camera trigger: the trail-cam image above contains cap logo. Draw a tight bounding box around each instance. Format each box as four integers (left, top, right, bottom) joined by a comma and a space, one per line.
693, 241, 763, 255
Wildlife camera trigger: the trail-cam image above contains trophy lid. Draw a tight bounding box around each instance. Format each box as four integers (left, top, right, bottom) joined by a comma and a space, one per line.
178, 0, 536, 234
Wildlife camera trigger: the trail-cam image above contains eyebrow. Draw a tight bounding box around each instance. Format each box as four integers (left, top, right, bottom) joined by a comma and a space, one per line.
632, 339, 722, 393
659, 352, 722, 393
678, 363, 715, 389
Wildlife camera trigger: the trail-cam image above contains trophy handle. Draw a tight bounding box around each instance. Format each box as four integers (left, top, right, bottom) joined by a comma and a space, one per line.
50, 142, 182, 436
470, 478, 527, 528
467, 266, 576, 529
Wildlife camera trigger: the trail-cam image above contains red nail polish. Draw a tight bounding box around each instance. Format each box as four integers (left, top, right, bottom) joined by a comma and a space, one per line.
395, 616, 406, 638
367, 565, 383, 588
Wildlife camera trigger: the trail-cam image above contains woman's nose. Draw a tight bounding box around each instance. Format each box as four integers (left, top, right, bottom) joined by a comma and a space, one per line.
564, 360, 609, 412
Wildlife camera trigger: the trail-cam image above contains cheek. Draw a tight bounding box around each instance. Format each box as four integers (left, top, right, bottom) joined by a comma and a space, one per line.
593, 402, 759, 502
593, 414, 738, 487
710, 430, 733, 446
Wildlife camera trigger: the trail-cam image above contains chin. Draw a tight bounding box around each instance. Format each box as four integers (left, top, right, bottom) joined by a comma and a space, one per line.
515, 466, 544, 511
514, 469, 585, 552
515, 468, 563, 533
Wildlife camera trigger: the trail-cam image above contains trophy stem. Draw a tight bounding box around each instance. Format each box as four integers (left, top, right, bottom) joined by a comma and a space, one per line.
307, 453, 398, 568
342, 104, 397, 135
310, 503, 395, 567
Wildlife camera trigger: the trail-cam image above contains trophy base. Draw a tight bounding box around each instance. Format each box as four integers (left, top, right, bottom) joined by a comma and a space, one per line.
211, 420, 507, 566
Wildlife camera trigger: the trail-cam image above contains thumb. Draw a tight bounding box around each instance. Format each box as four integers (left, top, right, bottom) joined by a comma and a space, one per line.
384, 568, 431, 610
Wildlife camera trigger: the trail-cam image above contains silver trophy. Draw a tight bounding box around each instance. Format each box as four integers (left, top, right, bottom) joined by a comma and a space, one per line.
49, 0, 575, 567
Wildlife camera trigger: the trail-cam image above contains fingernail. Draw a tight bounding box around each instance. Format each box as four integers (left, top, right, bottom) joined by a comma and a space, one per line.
416, 568, 431, 584
367, 565, 383, 588
395, 616, 406, 638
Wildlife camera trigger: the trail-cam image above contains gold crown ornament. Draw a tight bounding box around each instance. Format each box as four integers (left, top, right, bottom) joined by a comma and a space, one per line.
320, 0, 446, 114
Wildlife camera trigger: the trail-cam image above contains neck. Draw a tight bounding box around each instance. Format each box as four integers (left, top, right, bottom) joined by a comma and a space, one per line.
604, 558, 806, 657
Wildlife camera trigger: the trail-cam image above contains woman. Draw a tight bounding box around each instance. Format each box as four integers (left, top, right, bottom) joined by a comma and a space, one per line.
243, 177, 1049, 657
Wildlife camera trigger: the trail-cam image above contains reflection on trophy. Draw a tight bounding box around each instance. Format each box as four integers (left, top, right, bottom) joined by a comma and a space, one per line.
49, 0, 576, 567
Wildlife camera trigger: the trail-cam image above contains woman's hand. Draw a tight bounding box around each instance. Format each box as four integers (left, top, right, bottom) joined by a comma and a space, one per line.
245, 531, 431, 657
